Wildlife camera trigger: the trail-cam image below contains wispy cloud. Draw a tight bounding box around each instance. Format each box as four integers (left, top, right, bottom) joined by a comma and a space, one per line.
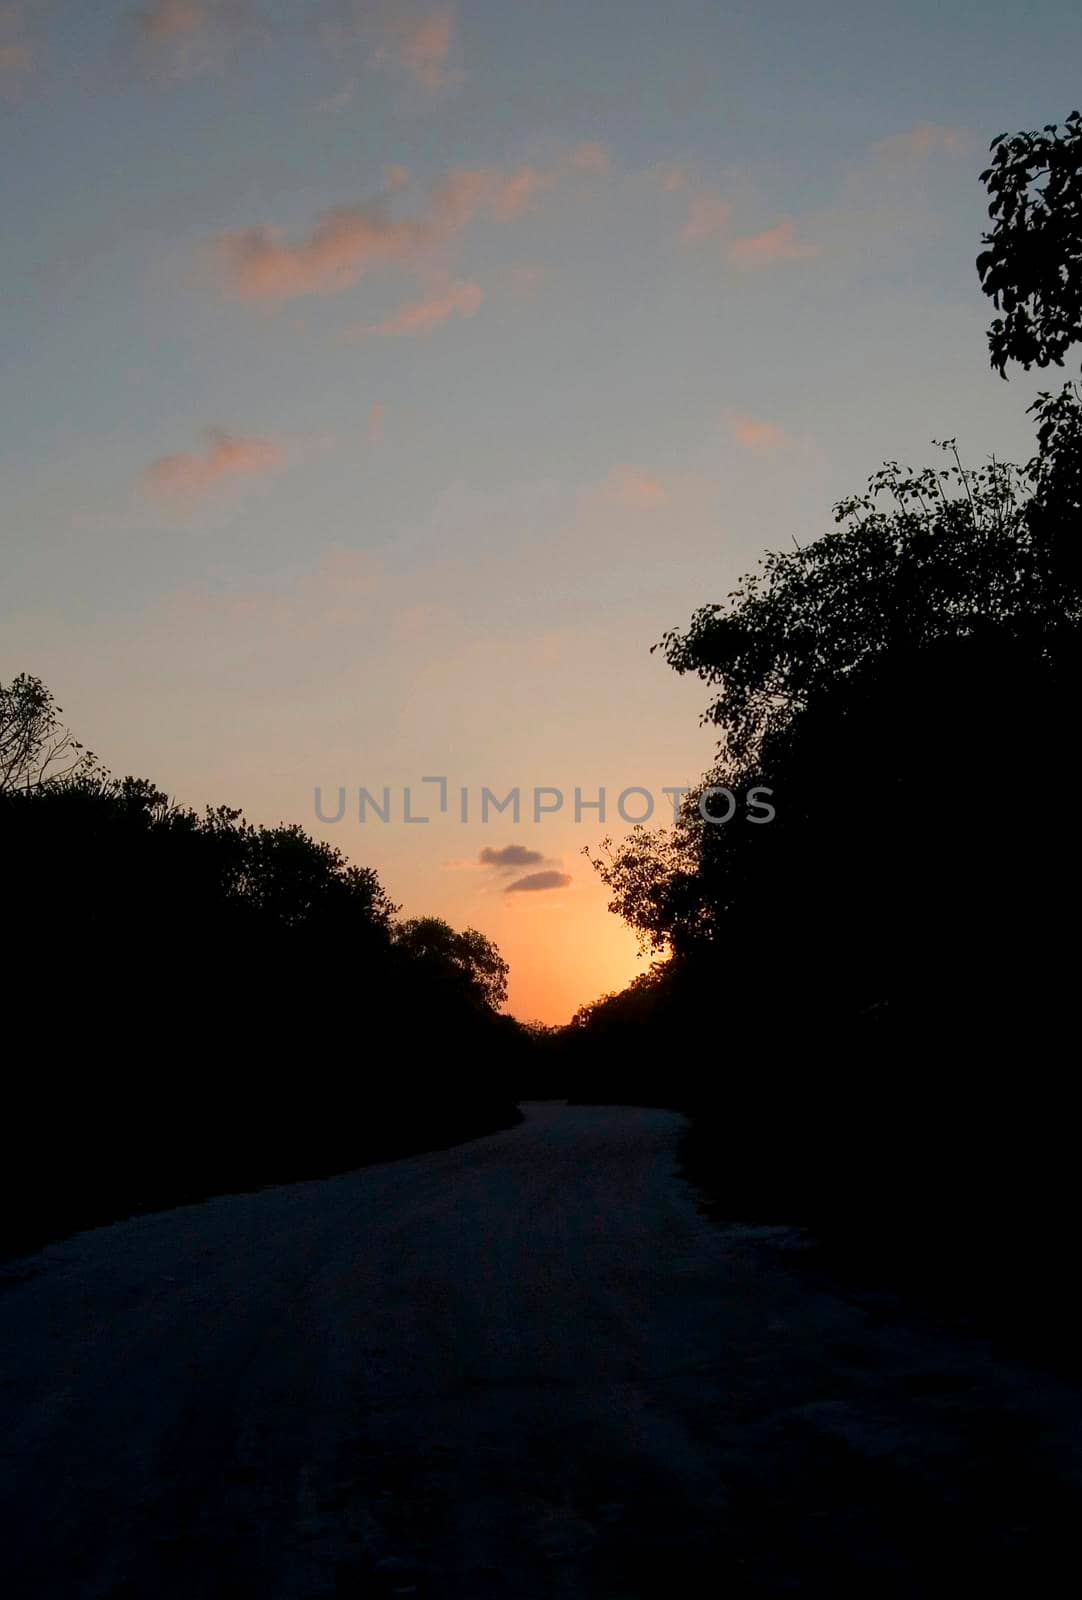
388, 5, 456, 90
215, 201, 434, 303
127, 0, 261, 80
480, 845, 546, 871
0, 1, 39, 98
123, 2, 464, 92
360, 275, 481, 336
0, 40, 31, 95
870, 122, 974, 164
818, 120, 977, 268
600, 465, 667, 508
136, 0, 208, 40
214, 152, 599, 306
386, 278, 479, 335
655, 160, 692, 192
681, 191, 731, 243
506, 870, 572, 894
725, 411, 789, 451
326, 2, 460, 93
728, 218, 818, 266
649, 157, 821, 267
570, 141, 610, 175
489, 164, 558, 220
141, 427, 285, 500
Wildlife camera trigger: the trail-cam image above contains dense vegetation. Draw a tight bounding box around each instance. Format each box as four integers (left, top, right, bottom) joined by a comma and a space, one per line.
1, 677, 525, 1259
559, 112, 1082, 1355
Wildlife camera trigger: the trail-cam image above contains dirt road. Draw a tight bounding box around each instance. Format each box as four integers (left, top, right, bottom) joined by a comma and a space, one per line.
2, 1102, 1079, 1596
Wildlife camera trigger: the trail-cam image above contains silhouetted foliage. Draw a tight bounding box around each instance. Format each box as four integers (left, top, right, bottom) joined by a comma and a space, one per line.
657, 446, 1075, 766
978, 110, 1082, 376
590, 436, 1081, 973
974, 107, 1082, 607
0, 672, 99, 791
0, 733, 525, 1260
560, 120, 1082, 1358
392, 916, 510, 1012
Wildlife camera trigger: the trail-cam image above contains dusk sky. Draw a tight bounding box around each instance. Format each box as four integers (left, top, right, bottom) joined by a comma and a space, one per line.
3, 0, 1080, 1021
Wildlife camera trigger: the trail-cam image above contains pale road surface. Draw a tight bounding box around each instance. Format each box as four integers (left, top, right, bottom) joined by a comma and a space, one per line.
2, 1103, 1081, 1598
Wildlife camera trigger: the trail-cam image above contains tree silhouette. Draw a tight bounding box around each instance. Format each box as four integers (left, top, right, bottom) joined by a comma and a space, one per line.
0, 713, 525, 1260
655, 448, 1058, 768
976, 110, 1082, 534
568, 112, 1082, 1348
0, 673, 99, 792
978, 110, 1082, 376
392, 916, 510, 1011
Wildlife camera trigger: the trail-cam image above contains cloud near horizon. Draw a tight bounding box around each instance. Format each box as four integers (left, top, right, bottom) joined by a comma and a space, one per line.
505, 870, 572, 894
480, 844, 546, 871
142, 427, 285, 500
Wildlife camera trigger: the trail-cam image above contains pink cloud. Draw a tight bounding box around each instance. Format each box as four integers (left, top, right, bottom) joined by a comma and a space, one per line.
0, 39, 29, 79
726, 412, 789, 451
129, 0, 259, 77
368, 402, 386, 445
601, 466, 667, 508
871, 122, 974, 162
142, 428, 285, 500
657, 161, 692, 192
214, 161, 570, 305
398, 7, 454, 88
728, 219, 818, 267
490, 165, 558, 220
487, 146, 605, 219
681, 192, 731, 243
136, 0, 207, 39
361, 276, 482, 337
570, 141, 610, 175
216, 204, 434, 303
371, 4, 457, 90
0, 1, 37, 97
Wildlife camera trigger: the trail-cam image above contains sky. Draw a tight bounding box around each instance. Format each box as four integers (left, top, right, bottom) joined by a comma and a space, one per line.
3, 0, 1080, 1022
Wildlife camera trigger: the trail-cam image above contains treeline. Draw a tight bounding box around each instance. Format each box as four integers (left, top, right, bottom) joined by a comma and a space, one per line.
0, 701, 527, 1259
557, 112, 1082, 1356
